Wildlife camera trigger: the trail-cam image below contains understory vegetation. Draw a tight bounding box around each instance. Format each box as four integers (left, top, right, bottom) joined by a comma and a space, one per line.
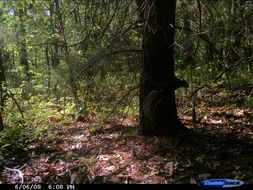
0, 0, 252, 184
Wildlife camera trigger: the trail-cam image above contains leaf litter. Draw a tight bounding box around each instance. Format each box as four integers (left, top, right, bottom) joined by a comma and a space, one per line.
1, 93, 253, 184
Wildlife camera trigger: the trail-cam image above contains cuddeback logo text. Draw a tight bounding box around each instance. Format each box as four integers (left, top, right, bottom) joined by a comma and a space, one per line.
200, 179, 244, 188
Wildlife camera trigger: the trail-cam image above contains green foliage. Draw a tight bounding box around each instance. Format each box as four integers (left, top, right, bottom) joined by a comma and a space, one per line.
0, 124, 28, 154
175, 1, 253, 91
64, 151, 80, 162
0, 122, 55, 155
0, 0, 252, 159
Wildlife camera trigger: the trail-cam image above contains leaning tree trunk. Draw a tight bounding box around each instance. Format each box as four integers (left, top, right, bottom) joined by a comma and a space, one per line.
139, 0, 188, 136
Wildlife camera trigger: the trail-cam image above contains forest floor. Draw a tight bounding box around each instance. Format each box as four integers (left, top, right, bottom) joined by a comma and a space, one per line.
1, 90, 253, 184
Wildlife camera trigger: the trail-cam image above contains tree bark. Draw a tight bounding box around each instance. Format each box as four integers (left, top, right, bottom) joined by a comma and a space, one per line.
0, 49, 5, 131
55, 0, 80, 105
17, 3, 30, 81
139, 0, 188, 136
49, 1, 60, 69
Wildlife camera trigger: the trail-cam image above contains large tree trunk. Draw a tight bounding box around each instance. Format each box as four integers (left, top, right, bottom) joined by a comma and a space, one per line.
139, 0, 188, 136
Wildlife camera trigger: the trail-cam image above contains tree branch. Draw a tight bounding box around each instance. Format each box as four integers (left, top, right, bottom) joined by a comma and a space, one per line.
76, 49, 142, 79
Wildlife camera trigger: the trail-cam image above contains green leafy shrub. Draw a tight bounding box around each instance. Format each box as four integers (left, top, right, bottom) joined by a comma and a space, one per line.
0, 122, 55, 156
0, 124, 28, 154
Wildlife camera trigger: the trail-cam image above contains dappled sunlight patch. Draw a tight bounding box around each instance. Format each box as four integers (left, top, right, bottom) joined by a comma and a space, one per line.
2, 100, 253, 184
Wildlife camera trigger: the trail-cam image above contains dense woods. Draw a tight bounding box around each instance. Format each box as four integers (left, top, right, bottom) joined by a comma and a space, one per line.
0, 0, 252, 184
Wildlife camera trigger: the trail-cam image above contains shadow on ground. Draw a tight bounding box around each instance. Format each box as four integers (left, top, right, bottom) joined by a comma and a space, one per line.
1, 113, 252, 184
